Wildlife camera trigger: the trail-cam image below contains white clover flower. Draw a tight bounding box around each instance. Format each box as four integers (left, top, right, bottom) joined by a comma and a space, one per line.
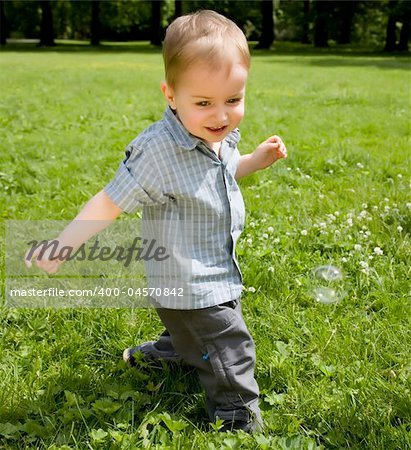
397, 225, 403, 232
334, 211, 340, 216
357, 162, 364, 169
341, 257, 348, 263
359, 261, 370, 274
359, 210, 367, 219
249, 221, 256, 228
248, 286, 256, 293
267, 226, 274, 233
261, 218, 266, 223
329, 169, 334, 174
327, 214, 336, 222
384, 205, 391, 212
273, 237, 280, 244
262, 233, 269, 239
354, 244, 362, 251
334, 230, 341, 235
406, 203, 411, 209
347, 218, 353, 227
301, 229, 308, 236
268, 266, 275, 273
368, 255, 374, 260
246, 238, 253, 245
319, 222, 327, 229
362, 203, 368, 209
384, 198, 390, 202
372, 205, 378, 211
287, 167, 292, 171
374, 247, 383, 256
397, 174, 403, 179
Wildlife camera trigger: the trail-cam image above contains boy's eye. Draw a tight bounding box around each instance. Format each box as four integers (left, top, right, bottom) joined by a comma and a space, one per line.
227, 98, 242, 104
196, 101, 210, 107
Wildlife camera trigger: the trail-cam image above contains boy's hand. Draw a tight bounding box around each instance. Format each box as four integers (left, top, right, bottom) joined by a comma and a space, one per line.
253, 135, 287, 170
25, 241, 65, 274
235, 136, 287, 179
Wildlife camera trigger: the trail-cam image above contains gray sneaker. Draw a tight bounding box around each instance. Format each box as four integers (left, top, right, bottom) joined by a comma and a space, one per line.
123, 341, 183, 366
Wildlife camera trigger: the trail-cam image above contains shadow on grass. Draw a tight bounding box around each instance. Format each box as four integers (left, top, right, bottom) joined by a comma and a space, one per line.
252, 44, 411, 71
2, 39, 409, 71
0, 40, 162, 54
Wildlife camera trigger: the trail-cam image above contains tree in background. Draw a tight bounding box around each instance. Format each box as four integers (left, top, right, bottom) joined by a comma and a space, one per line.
0, 0, 7, 45
301, 0, 310, 44
174, 0, 182, 19
39, 0, 55, 46
3, 0, 407, 52
336, 0, 358, 44
256, 0, 274, 49
150, 0, 163, 46
90, 0, 100, 45
313, 0, 331, 47
385, 0, 410, 51
398, 4, 410, 51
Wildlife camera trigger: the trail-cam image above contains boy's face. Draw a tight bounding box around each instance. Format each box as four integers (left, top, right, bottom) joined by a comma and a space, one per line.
162, 59, 248, 149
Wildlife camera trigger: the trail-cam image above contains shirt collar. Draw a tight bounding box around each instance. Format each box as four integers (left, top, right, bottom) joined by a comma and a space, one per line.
163, 106, 241, 151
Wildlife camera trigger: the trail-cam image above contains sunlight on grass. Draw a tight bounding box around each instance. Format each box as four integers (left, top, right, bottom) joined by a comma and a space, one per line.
0, 46, 410, 449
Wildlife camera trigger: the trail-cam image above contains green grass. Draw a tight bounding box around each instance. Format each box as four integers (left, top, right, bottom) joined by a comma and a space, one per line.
0, 42, 410, 449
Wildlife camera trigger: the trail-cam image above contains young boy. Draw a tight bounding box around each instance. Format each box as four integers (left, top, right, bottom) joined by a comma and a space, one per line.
27, 10, 287, 432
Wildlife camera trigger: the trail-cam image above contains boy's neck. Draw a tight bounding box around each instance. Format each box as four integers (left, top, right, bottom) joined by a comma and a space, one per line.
208, 141, 222, 157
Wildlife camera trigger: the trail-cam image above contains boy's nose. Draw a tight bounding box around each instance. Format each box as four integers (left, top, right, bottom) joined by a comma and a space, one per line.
214, 106, 228, 123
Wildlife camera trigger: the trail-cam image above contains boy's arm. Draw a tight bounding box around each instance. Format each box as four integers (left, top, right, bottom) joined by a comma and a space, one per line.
235, 135, 287, 180
25, 190, 123, 273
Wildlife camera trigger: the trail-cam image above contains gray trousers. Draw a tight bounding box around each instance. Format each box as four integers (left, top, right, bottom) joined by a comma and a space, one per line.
155, 299, 262, 425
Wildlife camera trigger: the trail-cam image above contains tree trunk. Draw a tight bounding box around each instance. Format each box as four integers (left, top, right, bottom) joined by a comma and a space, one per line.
151, 0, 162, 46
174, 0, 182, 19
256, 0, 274, 49
337, 0, 357, 44
313, 0, 329, 47
0, 0, 7, 46
301, 0, 310, 44
398, 18, 410, 51
39, 0, 55, 47
90, 1, 100, 45
384, 0, 398, 51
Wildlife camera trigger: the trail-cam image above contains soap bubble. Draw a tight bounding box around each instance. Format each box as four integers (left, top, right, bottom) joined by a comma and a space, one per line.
313, 265, 343, 282
311, 265, 345, 304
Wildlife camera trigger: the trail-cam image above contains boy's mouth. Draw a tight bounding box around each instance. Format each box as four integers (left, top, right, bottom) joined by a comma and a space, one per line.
205, 125, 228, 135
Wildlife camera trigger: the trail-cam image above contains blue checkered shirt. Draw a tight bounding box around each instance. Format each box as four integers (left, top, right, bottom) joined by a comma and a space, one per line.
104, 107, 245, 309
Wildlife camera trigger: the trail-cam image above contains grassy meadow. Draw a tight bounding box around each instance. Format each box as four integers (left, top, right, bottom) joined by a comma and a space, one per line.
0, 42, 410, 449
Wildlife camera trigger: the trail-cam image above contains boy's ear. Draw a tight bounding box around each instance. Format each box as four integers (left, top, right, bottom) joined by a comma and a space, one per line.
160, 81, 176, 110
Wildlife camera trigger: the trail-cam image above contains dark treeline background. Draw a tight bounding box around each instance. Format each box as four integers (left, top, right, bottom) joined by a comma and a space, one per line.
0, 0, 410, 51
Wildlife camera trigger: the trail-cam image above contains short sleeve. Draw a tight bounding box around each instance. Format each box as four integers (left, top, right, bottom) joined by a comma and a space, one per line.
104, 144, 167, 213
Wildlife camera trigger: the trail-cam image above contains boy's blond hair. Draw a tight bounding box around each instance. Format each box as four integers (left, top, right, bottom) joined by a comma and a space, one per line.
163, 10, 250, 88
